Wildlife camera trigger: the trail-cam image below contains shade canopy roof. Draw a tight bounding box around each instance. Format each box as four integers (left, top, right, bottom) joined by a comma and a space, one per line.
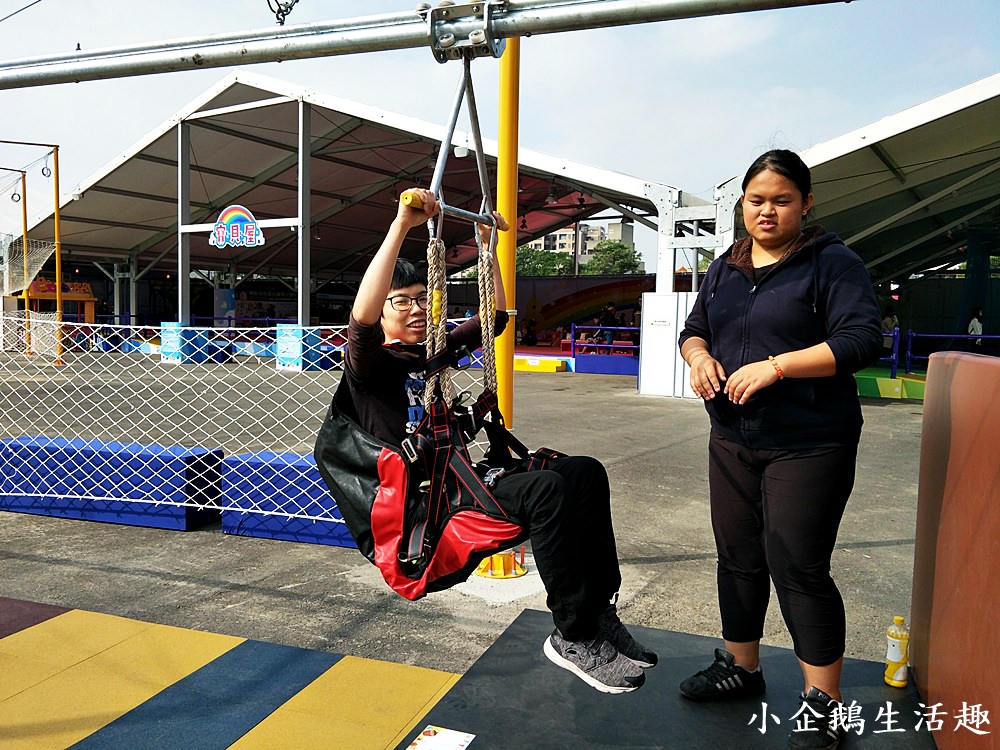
801, 72, 1000, 289
28, 70, 686, 290
26, 70, 1000, 292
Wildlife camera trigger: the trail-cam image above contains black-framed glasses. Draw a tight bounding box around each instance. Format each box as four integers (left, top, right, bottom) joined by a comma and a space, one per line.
386, 293, 428, 312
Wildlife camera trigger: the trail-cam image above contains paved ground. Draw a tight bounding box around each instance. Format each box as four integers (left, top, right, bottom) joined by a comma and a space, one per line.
0, 371, 922, 675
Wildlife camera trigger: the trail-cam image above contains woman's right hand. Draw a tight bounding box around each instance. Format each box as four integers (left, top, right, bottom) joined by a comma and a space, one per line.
688, 351, 727, 400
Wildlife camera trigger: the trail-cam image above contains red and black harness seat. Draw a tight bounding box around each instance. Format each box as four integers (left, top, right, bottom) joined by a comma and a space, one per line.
314, 377, 560, 600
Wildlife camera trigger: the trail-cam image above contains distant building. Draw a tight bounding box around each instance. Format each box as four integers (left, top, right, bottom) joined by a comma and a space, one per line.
606, 220, 634, 248
523, 223, 608, 267
606, 220, 644, 273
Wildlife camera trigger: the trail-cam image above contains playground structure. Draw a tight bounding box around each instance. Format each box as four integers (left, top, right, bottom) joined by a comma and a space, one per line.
0, 0, 993, 536
0, 0, 993, 523
13, 278, 97, 323
2, 2, 863, 540
0, 3, 996, 747
0, 2, 863, 393
2, 6, 994, 403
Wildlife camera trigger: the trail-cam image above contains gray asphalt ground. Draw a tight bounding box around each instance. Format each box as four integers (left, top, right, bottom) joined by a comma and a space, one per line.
0, 371, 922, 675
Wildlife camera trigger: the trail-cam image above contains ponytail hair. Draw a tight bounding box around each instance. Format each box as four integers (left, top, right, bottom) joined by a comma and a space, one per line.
742, 149, 811, 200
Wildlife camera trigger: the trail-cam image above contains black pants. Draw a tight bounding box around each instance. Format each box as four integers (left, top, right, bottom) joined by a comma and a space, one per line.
490, 455, 621, 641
708, 432, 857, 666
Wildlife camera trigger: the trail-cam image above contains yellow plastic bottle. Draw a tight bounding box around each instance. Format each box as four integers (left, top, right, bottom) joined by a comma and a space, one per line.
884, 615, 910, 687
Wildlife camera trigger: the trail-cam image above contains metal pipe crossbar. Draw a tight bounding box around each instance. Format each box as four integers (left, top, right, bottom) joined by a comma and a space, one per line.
0, 0, 851, 90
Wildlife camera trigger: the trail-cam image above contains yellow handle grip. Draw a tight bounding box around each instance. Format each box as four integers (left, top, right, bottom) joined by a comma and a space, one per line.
400, 189, 423, 209
431, 289, 443, 326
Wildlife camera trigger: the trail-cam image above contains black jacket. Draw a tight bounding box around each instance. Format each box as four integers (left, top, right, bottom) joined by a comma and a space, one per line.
678, 227, 882, 449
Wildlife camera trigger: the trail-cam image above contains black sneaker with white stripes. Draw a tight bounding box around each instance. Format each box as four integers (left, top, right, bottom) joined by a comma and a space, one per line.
788, 687, 845, 750
679, 648, 766, 701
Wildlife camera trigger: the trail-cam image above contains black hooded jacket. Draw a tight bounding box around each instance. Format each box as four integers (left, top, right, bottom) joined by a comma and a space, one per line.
678, 227, 882, 450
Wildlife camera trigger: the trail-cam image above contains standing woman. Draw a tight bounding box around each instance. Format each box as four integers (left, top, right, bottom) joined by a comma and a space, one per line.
677, 150, 881, 750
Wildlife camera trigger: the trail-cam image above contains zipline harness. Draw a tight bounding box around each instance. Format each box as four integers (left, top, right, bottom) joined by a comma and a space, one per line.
315, 3, 562, 600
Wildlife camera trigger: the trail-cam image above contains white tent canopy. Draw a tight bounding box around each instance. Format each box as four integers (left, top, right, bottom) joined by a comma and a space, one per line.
22, 69, 1000, 317
26, 70, 692, 301
802, 72, 1000, 289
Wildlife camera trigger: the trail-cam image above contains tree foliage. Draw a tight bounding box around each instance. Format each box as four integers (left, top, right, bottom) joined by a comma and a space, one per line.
582, 240, 643, 275
516, 246, 572, 277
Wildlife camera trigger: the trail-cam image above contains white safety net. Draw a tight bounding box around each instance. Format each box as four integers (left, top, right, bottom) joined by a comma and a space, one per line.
26, 310, 60, 358
0, 318, 486, 544
1, 233, 57, 296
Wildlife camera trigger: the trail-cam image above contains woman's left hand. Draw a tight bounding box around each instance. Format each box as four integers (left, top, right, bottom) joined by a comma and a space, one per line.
723, 360, 781, 404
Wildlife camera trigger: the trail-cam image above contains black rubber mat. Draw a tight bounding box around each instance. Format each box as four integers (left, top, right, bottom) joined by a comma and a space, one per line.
398, 609, 937, 750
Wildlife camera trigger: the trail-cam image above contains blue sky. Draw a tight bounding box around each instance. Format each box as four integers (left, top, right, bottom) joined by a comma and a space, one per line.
0, 0, 998, 265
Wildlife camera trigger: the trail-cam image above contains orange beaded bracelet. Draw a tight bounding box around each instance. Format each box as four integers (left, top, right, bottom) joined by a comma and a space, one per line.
768, 355, 784, 379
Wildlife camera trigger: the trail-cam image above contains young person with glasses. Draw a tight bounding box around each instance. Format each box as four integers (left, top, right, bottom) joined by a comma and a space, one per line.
341, 188, 656, 694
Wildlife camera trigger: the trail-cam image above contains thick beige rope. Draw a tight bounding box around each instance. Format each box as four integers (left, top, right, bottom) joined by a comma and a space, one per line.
424, 236, 453, 406
477, 227, 498, 394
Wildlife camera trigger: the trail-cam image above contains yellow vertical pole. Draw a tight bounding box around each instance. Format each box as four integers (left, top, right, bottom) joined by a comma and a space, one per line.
52, 146, 64, 365
496, 37, 520, 426
20, 172, 29, 288
19, 171, 33, 354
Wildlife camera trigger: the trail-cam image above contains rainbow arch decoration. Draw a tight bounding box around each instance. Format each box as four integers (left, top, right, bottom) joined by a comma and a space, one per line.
210, 205, 265, 249
517, 275, 656, 330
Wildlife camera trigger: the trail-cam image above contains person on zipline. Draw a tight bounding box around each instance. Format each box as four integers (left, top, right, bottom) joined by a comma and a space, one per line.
342, 187, 656, 694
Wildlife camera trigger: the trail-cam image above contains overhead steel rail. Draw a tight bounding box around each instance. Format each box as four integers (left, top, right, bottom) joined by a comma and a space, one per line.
0, 0, 851, 90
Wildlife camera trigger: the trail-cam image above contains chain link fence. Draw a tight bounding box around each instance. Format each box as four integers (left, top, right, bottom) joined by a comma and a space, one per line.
0, 316, 485, 546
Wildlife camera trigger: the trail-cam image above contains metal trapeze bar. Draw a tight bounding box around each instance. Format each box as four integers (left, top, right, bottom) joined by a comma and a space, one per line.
424, 56, 495, 230
0, 0, 854, 90
463, 57, 495, 216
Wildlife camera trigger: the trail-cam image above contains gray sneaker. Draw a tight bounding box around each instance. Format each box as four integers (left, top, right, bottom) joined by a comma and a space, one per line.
543, 631, 645, 694
598, 600, 658, 668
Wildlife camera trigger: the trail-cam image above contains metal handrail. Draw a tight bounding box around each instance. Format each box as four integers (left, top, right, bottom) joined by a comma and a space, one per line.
905, 329, 999, 373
